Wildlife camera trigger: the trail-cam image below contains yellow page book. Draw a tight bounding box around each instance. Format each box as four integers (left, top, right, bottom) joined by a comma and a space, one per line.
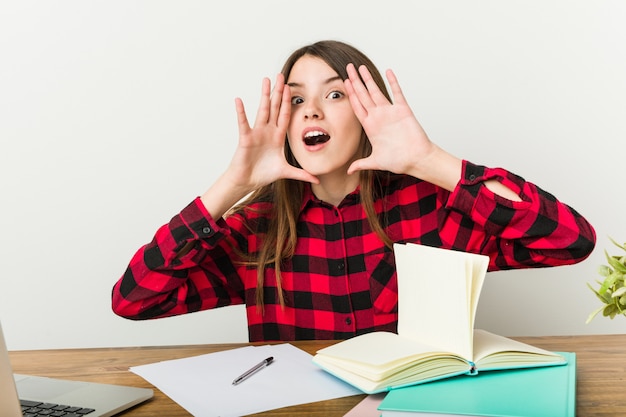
312, 243, 566, 393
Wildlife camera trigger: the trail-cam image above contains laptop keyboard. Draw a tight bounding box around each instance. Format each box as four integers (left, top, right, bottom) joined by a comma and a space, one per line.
20, 399, 95, 417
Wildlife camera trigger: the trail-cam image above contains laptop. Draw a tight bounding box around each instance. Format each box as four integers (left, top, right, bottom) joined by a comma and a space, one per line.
0, 321, 153, 417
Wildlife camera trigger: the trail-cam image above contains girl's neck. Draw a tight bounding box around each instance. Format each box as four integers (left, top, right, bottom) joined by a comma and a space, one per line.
311, 171, 360, 207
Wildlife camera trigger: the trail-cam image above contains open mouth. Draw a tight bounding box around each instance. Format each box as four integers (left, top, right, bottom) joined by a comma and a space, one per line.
303, 130, 330, 146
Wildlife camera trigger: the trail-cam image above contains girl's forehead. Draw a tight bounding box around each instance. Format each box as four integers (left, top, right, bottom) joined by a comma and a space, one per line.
287, 56, 340, 85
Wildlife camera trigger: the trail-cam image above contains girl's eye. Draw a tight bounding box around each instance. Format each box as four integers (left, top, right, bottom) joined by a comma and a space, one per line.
327, 91, 343, 100
291, 96, 304, 105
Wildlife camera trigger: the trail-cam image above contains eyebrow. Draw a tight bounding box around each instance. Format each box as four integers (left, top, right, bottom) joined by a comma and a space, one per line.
287, 75, 343, 88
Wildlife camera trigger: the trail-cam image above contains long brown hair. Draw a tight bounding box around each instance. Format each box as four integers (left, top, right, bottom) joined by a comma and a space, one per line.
230, 40, 393, 310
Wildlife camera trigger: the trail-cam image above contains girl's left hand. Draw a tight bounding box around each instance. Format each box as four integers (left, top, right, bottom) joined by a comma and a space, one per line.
344, 63, 434, 176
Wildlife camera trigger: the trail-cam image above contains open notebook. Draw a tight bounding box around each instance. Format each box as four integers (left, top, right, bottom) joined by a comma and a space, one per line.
0, 321, 153, 417
313, 243, 566, 393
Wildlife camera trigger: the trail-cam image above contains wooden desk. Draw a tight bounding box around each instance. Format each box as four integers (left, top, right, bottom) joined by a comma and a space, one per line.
8, 334, 626, 416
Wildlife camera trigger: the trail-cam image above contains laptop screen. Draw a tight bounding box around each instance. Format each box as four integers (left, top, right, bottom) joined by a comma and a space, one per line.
0, 322, 24, 417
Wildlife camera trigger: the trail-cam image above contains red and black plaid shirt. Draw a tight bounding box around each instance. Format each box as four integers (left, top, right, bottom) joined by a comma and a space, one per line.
112, 161, 595, 341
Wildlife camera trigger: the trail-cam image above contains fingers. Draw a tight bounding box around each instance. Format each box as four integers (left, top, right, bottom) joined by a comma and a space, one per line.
346, 63, 375, 111
344, 77, 367, 121
234, 97, 251, 135
347, 156, 377, 175
285, 166, 320, 185
268, 73, 287, 127
385, 69, 408, 106
253, 74, 288, 127
276, 83, 291, 130
346, 63, 392, 106
253, 77, 272, 127
356, 64, 390, 105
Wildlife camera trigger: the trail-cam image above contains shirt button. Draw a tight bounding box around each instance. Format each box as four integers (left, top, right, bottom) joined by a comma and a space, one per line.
337, 262, 345, 271
345, 317, 352, 325
202, 226, 211, 234
469, 174, 476, 181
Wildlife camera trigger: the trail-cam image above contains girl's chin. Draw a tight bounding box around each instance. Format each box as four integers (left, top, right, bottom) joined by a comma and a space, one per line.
292, 152, 358, 178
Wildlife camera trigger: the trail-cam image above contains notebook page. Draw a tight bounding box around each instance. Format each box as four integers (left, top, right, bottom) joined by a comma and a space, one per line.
395, 243, 488, 361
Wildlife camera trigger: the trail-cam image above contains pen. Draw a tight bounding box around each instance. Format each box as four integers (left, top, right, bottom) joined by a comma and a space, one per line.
232, 356, 274, 385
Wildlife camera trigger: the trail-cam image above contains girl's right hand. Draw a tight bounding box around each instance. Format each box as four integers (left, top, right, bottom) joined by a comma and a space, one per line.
200, 74, 318, 219
228, 73, 319, 191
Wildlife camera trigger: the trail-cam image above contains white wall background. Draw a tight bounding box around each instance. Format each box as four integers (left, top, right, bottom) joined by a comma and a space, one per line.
1, 0, 625, 350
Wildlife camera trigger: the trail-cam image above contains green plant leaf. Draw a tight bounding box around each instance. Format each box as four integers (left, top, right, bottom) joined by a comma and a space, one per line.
599, 273, 618, 294
609, 236, 626, 252
606, 253, 626, 273
612, 287, 626, 298
586, 305, 605, 324
586, 238, 626, 323
603, 304, 618, 319
598, 264, 612, 277
587, 282, 606, 301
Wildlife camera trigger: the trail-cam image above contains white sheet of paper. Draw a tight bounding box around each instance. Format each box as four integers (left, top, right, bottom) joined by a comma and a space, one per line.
130, 343, 361, 417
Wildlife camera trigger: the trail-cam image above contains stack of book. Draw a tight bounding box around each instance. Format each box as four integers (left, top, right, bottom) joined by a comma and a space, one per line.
313, 243, 575, 416
377, 353, 575, 416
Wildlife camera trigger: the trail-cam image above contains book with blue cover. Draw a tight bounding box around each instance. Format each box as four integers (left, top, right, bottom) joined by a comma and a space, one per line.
312, 243, 567, 393
378, 352, 576, 416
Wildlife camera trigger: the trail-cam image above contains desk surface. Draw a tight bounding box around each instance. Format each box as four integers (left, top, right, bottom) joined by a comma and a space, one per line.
8, 334, 626, 416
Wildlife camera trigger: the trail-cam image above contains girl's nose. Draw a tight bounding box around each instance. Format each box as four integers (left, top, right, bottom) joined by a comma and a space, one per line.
304, 100, 322, 119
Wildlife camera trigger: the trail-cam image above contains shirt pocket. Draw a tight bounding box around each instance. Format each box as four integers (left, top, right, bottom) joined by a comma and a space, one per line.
365, 250, 398, 315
